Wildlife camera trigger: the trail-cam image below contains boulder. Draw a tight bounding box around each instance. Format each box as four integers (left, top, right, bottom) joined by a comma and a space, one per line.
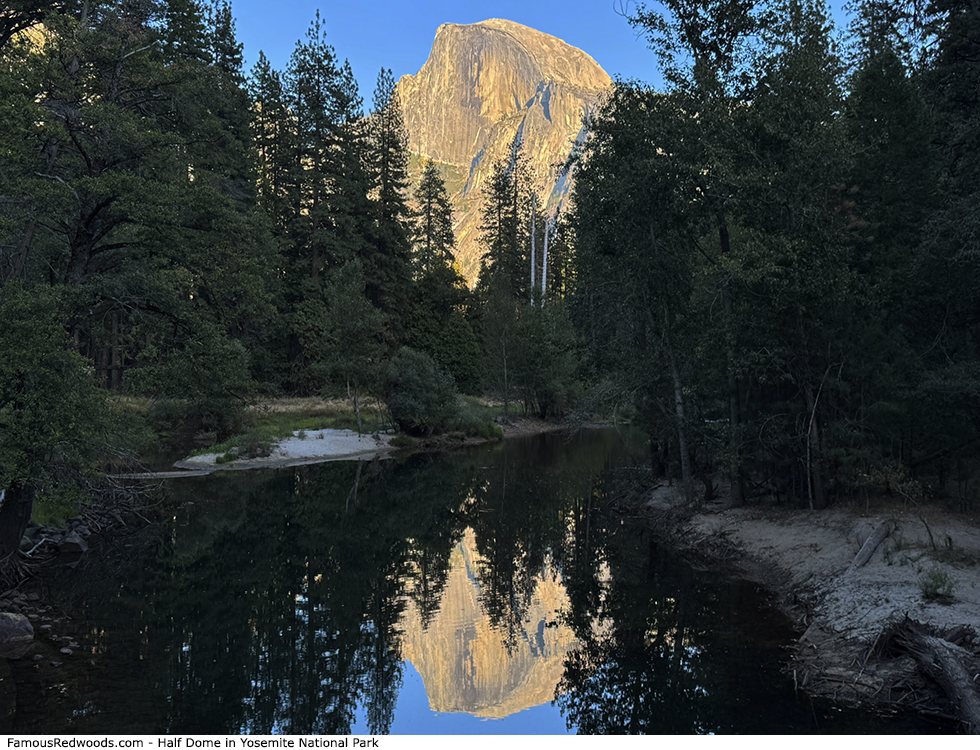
59, 531, 88, 554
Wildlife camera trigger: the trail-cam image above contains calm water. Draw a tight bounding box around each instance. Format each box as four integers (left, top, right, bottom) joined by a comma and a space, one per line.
7, 429, 946, 734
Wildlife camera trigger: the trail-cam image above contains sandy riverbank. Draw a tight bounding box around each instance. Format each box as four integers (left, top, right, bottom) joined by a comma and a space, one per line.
609, 478, 980, 729
170, 428, 395, 474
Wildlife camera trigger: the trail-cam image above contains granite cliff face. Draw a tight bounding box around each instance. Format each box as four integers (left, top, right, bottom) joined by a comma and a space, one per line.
397, 19, 612, 280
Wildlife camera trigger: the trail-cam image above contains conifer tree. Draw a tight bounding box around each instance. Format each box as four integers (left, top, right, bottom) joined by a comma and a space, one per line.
477, 133, 535, 300
249, 51, 295, 235
412, 160, 456, 274
366, 67, 413, 325
405, 162, 481, 392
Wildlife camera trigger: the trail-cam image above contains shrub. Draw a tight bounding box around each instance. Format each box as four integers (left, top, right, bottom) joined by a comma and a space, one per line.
919, 567, 955, 602
385, 348, 459, 436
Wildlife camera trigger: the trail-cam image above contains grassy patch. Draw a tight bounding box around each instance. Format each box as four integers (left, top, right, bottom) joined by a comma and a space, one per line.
248, 397, 388, 435
449, 395, 505, 439
389, 434, 417, 448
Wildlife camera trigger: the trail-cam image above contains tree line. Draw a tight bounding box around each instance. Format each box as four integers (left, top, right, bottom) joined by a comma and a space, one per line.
571, 0, 980, 509
1, 0, 978, 556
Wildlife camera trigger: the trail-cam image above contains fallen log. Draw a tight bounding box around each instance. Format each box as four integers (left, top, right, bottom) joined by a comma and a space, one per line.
896, 618, 980, 734
848, 520, 894, 572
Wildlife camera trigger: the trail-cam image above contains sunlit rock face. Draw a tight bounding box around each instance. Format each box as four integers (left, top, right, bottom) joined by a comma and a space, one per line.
397, 19, 612, 281
400, 528, 577, 718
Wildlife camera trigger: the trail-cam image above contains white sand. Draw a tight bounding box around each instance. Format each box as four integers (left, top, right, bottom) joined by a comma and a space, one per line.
172, 428, 394, 473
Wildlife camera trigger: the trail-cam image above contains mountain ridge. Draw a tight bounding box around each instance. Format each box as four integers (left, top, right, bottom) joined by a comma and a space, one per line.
397, 19, 612, 280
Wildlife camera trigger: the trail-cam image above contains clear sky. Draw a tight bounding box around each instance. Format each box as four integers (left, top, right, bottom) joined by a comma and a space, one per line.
228, 1, 852, 107
227, 1, 673, 102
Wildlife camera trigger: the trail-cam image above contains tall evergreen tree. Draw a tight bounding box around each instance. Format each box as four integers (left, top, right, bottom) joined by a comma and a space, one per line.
249, 51, 295, 235
411, 160, 456, 274
366, 67, 413, 326
405, 162, 481, 393
0, 0, 276, 424
477, 133, 535, 301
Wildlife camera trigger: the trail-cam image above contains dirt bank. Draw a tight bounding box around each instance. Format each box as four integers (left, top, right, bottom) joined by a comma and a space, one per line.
607, 476, 980, 730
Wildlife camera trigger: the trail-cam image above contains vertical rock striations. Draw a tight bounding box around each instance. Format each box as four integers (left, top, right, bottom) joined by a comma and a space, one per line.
398, 19, 612, 281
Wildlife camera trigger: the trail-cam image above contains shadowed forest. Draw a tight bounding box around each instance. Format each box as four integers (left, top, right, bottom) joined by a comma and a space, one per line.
1, 0, 979, 558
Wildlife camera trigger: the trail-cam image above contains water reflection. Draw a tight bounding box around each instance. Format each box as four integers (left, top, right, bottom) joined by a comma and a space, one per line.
401, 528, 576, 718
9, 428, 939, 734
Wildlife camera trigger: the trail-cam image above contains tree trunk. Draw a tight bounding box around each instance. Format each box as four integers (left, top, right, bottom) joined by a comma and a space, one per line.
804, 380, 828, 510
0, 485, 35, 562
897, 619, 980, 734
352, 382, 362, 435
663, 305, 694, 506
530, 195, 536, 302
541, 216, 549, 305
719, 221, 744, 507
111, 311, 122, 390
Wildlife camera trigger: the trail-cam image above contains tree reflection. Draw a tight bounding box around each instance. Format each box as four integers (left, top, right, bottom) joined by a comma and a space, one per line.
556, 513, 812, 734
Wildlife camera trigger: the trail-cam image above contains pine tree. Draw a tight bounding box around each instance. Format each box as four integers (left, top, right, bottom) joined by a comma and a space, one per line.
249, 51, 295, 234
411, 160, 456, 274
477, 133, 535, 300
287, 10, 341, 271
365, 67, 413, 325
204, 0, 243, 81
0, 0, 275, 419
405, 162, 481, 392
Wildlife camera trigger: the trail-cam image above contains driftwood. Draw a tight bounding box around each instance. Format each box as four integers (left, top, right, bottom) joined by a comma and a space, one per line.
848, 520, 894, 572
895, 618, 980, 734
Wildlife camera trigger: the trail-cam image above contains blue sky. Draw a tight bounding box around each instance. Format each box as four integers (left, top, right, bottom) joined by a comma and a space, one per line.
229, 1, 852, 106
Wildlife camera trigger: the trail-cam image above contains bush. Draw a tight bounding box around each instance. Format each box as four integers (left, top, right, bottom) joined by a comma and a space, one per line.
919, 567, 955, 602
385, 348, 459, 436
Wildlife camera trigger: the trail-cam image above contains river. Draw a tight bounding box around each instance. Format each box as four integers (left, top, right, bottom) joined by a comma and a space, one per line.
7, 428, 946, 734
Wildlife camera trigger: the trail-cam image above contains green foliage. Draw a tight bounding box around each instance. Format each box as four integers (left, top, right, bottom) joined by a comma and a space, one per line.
512, 302, 582, 418
0, 284, 109, 489
918, 567, 955, 602
385, 347, 459, 436
30, 483, 85, 528
405, 264, 482, 394
128, 320, 255, 440
477, 133, 536, 301
297, 261, 387, 396
411, 160, 457, 273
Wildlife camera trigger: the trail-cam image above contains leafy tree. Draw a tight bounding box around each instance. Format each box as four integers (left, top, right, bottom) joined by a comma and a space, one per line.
384, 347, 459, 436
0, 284, 108, 559
480, 284, 521, 416
511, 302, 581, 418
732, 0, 854, 509
0, 0, 277, 434
625, 0, 758, 506
572, 83, 700, 503
900, 0, 980, 485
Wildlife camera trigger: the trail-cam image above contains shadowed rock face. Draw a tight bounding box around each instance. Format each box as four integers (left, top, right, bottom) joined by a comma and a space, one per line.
397, 19, 612, 281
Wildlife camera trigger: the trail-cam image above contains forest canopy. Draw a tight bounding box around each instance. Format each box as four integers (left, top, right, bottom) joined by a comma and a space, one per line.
1, 0, 978, 551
